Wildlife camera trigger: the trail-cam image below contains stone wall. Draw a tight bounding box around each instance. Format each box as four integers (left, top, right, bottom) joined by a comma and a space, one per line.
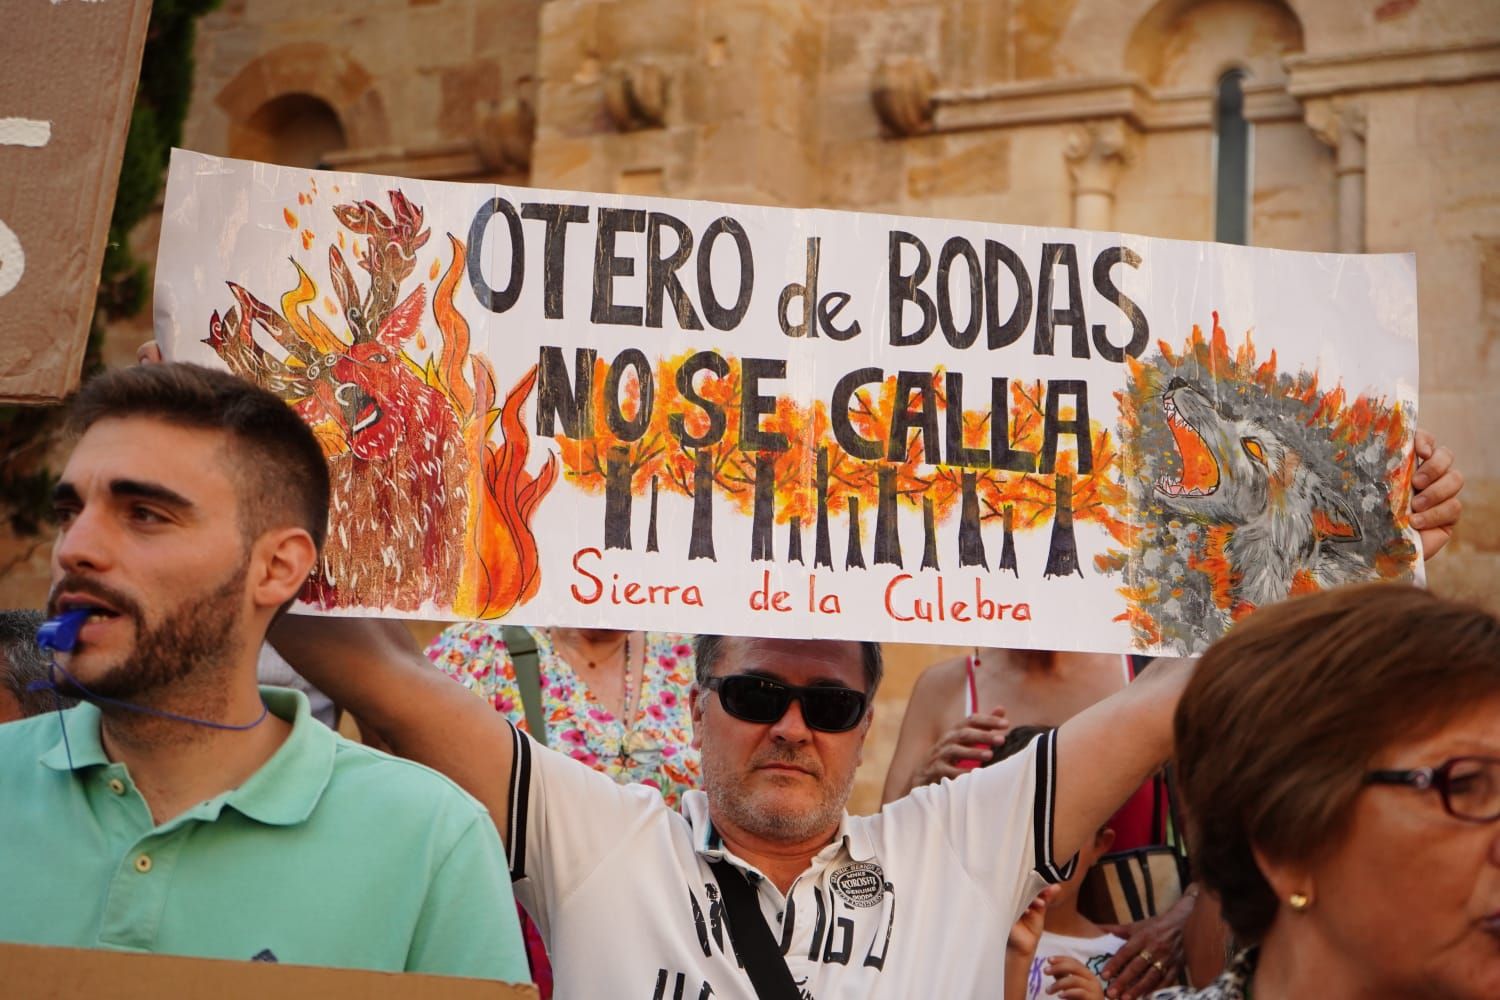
171, 0, 1497, 602
6, 0, 1496, 813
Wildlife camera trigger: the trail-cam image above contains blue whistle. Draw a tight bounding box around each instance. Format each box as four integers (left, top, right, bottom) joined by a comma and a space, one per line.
36, 608, 92, 654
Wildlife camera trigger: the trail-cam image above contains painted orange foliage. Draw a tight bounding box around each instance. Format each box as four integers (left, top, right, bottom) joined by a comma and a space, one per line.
827, 374, 942, 517
555, 354, 672, 496
972, 380, 1129, 540
557, 360, 1131, 548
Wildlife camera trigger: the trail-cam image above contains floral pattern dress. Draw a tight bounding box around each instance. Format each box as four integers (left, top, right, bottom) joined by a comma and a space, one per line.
1147, 948, 1254, 1000
425, 626, 701, 807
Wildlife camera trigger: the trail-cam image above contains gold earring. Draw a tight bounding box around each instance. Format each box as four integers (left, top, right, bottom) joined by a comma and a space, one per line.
1288, 892, 1311, 912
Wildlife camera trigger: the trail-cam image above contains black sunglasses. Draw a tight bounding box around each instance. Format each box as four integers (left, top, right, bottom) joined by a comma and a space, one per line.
703, 674, 869, 733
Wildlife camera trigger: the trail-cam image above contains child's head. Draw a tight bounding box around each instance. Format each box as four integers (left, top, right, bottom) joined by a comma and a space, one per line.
989, 724, 1051, 766
1071, 825, 1116, 882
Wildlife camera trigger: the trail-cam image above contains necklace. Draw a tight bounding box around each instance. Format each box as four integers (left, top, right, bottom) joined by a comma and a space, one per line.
549, 630, 649, 768
965, 647, 981, 715
551, 629, 628, 670
617, 632, 638, 765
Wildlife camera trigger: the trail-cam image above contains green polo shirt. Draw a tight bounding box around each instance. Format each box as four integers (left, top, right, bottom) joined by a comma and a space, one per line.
0, 687, 527, 982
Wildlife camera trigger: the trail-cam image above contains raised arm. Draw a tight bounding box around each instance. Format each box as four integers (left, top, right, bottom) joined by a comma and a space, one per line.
886, 652, 1020, 805
267, 614, 517, 840
1049, 656, 1194, 865
881, 656, 961, 804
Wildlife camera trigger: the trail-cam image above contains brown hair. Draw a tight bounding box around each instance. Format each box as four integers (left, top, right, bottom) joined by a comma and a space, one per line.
988, 724, 1051, 766
1174, 583, 1500, 943
0, 609, 77, 718
67, 362, 330, 555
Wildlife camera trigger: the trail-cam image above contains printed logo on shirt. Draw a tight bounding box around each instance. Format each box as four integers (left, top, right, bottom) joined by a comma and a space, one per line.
662, 871, 899, 998
830, 862, 885, 908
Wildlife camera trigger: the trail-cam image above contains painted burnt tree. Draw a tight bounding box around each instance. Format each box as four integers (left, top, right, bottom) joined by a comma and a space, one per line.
556, 351, 809, 563
727, 393, 817, 564
923, 374, 1004, 570
822, 374, 936, 570
654, 352, 745, 561
548, 348, 669, 552
971, 379, 1128, 579
553, 351, 1128, 580
659, 357, 818, 564
820, 372, 1128, 579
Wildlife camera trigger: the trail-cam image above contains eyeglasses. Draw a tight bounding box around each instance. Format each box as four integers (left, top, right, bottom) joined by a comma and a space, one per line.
703, 674, 869, 733
1363, 755, 1500, 823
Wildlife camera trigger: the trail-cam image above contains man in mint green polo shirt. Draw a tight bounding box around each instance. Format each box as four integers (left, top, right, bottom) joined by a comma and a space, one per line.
0, 363, 527, 981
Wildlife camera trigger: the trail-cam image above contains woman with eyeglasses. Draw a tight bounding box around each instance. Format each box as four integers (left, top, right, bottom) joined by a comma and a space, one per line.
1152, 583, 1500, 1000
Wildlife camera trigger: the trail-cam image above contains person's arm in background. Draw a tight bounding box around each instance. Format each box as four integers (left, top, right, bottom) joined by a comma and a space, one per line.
1097, 887, 1197, 998
1005, 888, 1054, 1000
268, 614, 518, 839
1049, 657, 1194, 875
881, 656, 1009, 803
881, 658, 954, 804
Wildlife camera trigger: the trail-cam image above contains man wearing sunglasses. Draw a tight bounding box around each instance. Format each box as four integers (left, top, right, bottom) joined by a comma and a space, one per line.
276, 615, 1195, 999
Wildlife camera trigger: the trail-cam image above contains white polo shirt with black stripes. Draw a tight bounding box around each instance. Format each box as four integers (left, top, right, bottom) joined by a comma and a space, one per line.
505, 725, 1073, 999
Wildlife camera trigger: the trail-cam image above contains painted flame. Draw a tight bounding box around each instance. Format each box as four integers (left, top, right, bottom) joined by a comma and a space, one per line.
457, 365, 559, 617
421, 237, 558, 618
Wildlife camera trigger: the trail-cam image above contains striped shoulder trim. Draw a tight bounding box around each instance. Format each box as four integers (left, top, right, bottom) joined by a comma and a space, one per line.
1031, 729, 1077, 884
506, 722, 532, 881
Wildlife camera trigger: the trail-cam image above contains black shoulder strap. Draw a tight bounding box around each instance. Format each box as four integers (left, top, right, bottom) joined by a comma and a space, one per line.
707, 858, 802, 1000
502, 626, 546, 747
1162, 762, 1191, 879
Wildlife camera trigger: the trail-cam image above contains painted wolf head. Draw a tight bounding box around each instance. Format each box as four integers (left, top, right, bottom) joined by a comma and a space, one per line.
1155, 377, 1367, 607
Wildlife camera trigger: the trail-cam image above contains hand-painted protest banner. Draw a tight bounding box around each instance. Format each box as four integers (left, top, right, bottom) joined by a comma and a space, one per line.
155, 149, 1421, 655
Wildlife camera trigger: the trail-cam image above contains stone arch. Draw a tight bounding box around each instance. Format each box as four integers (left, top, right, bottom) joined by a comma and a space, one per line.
230, 93, 348, 168
214, 42, 391, 153
1125, 0, 1304, 89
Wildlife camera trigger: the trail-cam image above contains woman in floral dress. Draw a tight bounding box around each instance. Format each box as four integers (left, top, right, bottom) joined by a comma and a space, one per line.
426, 625, 701, 995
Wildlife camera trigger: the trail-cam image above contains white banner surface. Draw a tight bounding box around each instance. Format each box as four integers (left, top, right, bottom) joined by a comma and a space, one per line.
156, 150, 1421, 655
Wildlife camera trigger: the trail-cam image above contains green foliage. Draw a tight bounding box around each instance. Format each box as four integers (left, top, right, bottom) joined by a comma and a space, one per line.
102, 0, 222, 322
139, 0, 221, 151
111, 105, 166, 248
0, 0, 222, 542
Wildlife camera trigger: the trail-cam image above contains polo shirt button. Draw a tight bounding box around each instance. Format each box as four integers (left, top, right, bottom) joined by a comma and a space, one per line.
134, 854, 152, 873
108, 778, 125, 795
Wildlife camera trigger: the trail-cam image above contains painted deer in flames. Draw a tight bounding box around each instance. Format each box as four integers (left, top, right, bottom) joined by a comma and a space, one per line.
206, 192, 468, 611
